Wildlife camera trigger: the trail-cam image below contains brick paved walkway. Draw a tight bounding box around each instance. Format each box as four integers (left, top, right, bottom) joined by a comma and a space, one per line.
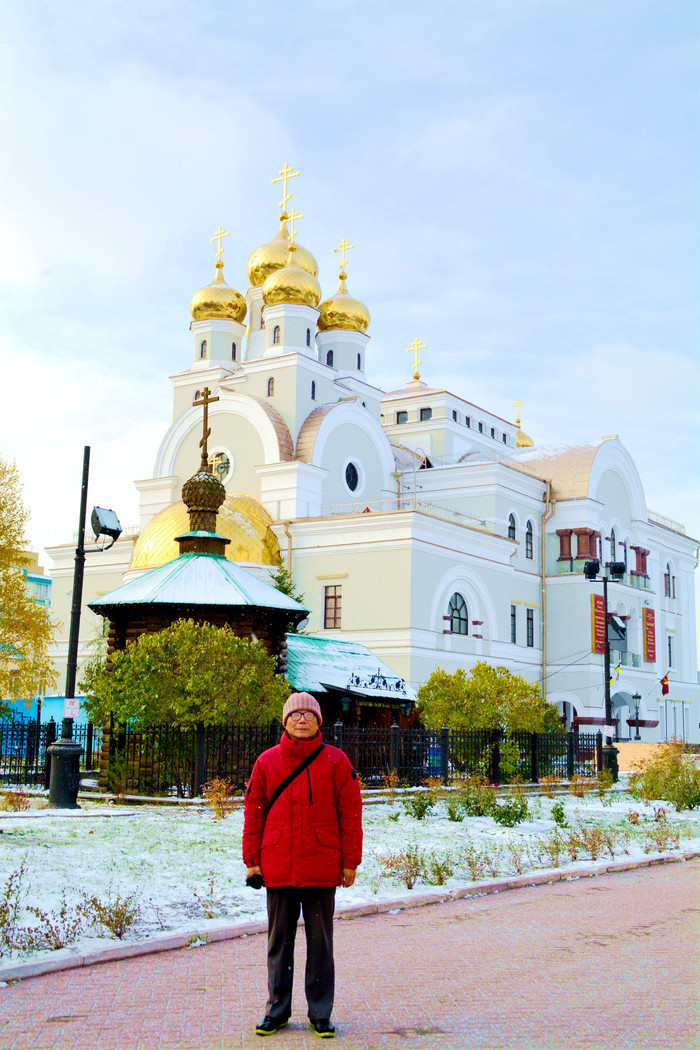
0, 859, 697, 1050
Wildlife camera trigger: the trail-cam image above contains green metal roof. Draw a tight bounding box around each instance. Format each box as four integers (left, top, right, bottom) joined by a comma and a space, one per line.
286, 634, 416, 701
89, 552, 307, 617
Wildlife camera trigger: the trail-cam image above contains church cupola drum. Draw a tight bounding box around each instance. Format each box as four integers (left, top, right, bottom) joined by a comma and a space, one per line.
189, 227, 247, 369
317, 240, 370, 375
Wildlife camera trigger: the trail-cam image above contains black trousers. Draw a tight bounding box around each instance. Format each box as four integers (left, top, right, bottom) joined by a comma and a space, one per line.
265, 886, 336, 1022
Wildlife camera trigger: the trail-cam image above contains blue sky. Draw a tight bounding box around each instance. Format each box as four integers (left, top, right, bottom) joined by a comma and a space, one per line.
0, 1, 697, 566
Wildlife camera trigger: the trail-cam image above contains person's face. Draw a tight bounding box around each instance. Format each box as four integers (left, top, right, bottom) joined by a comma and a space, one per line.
285, 711, 319, 740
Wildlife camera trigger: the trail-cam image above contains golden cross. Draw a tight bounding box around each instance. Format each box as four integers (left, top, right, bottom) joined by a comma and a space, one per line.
512, 399, 524, 425
272, 162, 300, 215
288, 208, 303, 244
210, 226, 229, 262
334, 239, 354, 274
193, 387, 220, 470
407, 338, 426, 381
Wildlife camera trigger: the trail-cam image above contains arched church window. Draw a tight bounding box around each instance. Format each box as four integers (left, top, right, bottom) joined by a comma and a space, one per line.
448, 593, 468, 635
311, 381, 316, 401
267, 377, 275, 397
610, 529, 616, 561
326, 349, 334, 367
199, 340, 207, 359
357, 353, 361, 370
525, 521, 534, 559
231, 342, 237, 361
508, 514, 516, 541
306, 328, 311, 347
273, 326, 281, 345
664, 563, 673, 598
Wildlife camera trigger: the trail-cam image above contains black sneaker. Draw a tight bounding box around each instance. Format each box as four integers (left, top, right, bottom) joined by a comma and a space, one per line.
309, 1018, 335, 1039
255, 1016, 289, 1036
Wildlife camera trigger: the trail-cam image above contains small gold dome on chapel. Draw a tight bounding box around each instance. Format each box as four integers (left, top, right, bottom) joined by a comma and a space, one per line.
262, 245, 322, 309
318, 274, 370, 333
190, 262, 247, 323
247, 215, 318, 287
130, 493, 281, 571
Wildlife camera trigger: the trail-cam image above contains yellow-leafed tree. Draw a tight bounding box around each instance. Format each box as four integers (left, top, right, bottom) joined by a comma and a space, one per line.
0, 456, 58, 715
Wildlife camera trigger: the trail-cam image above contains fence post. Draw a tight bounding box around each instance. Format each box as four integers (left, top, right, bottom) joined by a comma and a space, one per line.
334, 719, 344, 751
531, 732, 539, 783
269, 719, 280, 748
193, 723, 206, 798
43, 718, 56, 789
440, 726, 449, 785
86, 723, 94, 770
566, 732, 575, 779
390, 722, 400, 776
490, 732, 501, 784
595, 731, 604, 773
24, 721, 37, 782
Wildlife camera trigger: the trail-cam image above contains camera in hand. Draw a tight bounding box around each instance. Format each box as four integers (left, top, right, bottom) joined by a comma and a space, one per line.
246, 873, 265, 889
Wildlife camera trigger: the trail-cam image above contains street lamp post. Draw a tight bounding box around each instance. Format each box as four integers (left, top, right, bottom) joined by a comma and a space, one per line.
632, 692, 642, 741
584, 558, 626, 782
48, 447, 122, 809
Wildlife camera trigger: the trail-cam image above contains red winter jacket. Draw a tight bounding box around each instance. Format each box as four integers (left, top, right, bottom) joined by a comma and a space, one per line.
242, 731, 363, 888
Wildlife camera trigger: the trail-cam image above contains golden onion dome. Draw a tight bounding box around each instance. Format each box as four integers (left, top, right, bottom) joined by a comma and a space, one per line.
129, 493, 281, 571
318, 273, 370, 333
516, 428, 534, 448
247, 215, 318, 287
262, 245, 322, 309
190, 261, 247, 323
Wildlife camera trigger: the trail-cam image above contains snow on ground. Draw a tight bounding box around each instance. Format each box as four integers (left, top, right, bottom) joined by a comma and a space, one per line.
0, 787, 698, 962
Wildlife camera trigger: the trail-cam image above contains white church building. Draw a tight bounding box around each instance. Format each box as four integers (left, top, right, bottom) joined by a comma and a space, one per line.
46, 187, 699, 741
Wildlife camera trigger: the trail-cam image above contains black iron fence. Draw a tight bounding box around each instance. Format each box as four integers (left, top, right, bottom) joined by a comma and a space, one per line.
0, 717, 602, 796
101, 721, 602, 798
0, 719, 102, 786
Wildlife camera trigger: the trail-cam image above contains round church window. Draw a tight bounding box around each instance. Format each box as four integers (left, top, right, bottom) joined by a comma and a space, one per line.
345, 462, 359, 492
209, 449, 233, 484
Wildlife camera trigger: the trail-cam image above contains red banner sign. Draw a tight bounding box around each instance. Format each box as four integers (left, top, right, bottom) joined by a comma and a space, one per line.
591, 594, 606, 654
643, 607, 656, 663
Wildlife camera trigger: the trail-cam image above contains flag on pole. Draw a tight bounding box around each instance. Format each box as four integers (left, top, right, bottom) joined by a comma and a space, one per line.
660, 673, 669, 696
609, 662, 621, 687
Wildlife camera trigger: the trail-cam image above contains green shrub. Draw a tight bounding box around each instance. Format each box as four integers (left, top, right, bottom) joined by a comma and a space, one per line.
551, 800, 568, 827
628, 739, 700, 811
402, 791, 437, 820
425, 851, 454, 885
377, 842, 426, 888
492, 796, 529, 827
455, 776, 496, 817
445, 795, 464, 822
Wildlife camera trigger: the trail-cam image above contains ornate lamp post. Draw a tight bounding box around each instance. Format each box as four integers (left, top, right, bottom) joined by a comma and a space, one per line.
632, 692, 642, 741
584, 558, 626, 782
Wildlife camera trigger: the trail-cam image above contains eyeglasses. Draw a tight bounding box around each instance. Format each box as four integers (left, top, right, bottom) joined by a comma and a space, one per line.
287, 711, 316, 721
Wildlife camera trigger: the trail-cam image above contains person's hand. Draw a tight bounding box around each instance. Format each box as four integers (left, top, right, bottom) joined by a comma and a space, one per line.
339, 868, 356, 887
247, 865, 262, 878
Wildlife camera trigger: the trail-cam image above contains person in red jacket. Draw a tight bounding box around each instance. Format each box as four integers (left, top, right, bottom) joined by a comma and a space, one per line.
243, 691, 363, 1040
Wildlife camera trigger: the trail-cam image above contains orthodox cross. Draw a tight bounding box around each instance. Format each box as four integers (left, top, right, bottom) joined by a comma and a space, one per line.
193, 387, 220, 470
334, 239, 353, 275
210, 226, 229, 262
288, 208, 303, 244
512, 399, 524, 425
272, 162, 300, 216
407, 338, 426, 381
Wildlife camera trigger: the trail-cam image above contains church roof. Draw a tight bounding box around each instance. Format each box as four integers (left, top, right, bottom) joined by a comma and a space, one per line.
89, 552, 307, 617
286, 634, 416, 701
510, 442, 602, 500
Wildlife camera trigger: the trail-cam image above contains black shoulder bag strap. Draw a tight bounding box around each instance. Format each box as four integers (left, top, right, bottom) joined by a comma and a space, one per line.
265, 742, 325, 818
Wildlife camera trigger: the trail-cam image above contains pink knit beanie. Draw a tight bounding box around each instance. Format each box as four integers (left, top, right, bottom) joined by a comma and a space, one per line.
282, 692, 323, 726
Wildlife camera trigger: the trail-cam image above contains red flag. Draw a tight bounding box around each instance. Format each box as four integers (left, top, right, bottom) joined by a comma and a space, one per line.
660, 674, 669, 696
